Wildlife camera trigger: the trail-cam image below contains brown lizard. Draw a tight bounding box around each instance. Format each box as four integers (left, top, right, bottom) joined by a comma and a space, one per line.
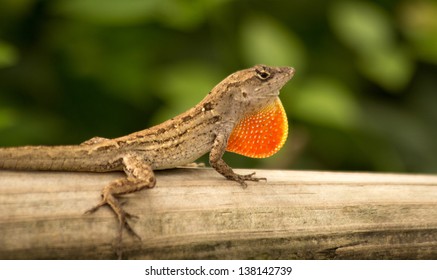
0, 64, 295, 256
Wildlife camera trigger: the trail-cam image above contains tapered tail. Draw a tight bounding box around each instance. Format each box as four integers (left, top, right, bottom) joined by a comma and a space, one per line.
0, 145, 117, 172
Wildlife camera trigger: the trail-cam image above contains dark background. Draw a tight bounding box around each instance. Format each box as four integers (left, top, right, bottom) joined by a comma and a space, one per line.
1, 0, 436, 173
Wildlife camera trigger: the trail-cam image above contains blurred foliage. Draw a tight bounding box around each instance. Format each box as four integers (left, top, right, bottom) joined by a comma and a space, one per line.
1, 0, 436, 173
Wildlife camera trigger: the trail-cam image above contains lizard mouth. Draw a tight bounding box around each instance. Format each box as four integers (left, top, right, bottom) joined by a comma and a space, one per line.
253, 91, 279, 98
267, 91, 280, 96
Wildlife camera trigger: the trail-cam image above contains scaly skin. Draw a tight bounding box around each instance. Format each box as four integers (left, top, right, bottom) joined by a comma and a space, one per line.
0, 64, 295, 258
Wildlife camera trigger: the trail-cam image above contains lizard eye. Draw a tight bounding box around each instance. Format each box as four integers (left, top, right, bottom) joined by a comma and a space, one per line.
256, 69, 271, 80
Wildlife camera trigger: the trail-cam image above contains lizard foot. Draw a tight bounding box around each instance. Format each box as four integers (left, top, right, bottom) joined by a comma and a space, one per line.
84, 193, 141, 260
231, 172, 267, 188
84, 194, 141, 240
83, 156, 155, 259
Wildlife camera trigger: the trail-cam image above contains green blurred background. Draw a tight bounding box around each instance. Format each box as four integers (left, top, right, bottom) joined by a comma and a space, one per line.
1, 0, 436, 174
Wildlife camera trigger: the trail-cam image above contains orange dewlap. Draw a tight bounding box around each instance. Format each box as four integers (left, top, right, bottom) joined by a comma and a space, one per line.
226, 97, 288, 158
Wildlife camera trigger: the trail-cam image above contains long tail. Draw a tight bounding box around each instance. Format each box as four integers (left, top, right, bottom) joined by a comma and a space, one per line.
0, 145, 116, 172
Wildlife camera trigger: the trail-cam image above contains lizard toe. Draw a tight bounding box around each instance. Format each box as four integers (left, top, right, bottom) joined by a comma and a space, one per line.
83, 199, 107, 215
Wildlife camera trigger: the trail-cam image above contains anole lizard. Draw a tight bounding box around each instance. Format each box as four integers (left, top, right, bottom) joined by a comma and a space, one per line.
0, 64, 295, 256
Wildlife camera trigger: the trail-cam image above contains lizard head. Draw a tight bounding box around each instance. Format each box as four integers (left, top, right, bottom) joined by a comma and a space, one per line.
230, 64, 295, 115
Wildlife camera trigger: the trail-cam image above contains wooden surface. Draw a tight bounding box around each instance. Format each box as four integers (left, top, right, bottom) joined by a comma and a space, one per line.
0, 168, 436, 259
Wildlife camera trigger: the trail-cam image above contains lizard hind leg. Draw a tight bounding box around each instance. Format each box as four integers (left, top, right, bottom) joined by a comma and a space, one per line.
84, 153, 156, 257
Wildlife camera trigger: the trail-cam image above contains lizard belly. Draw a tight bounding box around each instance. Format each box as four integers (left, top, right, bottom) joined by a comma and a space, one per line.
152, 150, 207, 170
149, 137, 213, 170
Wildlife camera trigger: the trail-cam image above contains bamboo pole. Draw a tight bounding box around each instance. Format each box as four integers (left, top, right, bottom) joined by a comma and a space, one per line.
0, 168, 436, 259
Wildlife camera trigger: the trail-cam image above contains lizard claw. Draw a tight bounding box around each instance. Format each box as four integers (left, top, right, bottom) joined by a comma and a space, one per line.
84, 195, 141, 241
232, 172, 267, 188
83, 200, 106, 215
84, 196, 141, 260
124, 211, 139, 220
85, 197, 141, 259
119, 214, 141, 241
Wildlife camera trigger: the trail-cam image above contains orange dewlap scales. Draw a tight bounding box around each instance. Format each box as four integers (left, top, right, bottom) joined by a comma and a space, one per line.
226, 97, 288, 158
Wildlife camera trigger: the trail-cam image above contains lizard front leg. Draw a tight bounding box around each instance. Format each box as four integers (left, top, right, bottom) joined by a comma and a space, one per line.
209, 133, 266, 188
84, 152, 155, 257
